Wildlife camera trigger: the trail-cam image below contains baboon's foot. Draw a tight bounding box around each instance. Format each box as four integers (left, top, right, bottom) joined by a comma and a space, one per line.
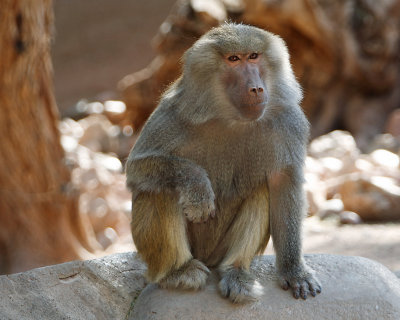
218, 267, 263, 303
159, 259, 210, 290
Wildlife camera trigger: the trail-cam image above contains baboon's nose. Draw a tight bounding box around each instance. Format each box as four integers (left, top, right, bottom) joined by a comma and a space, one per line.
249, 86, 264, 96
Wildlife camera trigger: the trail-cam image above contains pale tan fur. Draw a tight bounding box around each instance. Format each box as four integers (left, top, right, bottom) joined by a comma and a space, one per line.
218, 184, 270, 270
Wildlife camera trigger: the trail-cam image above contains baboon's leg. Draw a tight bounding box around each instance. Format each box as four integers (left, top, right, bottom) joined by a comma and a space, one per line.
131, 192, 209, 288
217, 185, 270, 303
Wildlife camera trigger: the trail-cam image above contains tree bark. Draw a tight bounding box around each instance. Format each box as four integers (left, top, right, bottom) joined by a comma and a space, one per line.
0, 0, 97, 274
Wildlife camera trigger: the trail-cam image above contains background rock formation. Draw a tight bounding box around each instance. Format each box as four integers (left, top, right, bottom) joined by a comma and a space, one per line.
119, 0, 400, 150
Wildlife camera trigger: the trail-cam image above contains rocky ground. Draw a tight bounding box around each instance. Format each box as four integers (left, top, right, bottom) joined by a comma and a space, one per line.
291, 218, 400, 271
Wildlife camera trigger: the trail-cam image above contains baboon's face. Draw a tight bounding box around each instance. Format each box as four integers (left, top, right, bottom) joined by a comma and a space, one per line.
221, 52, 268, 121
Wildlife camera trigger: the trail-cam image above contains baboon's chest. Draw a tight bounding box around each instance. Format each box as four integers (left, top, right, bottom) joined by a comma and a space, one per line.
178, 130, 273, 200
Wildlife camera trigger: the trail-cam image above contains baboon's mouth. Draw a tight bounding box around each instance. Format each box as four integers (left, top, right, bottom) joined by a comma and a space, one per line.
239, 102, 266, 120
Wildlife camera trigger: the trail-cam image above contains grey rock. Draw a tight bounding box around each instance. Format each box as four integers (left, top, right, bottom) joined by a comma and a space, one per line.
1, 253, 399, 320
130, 255, 400, 320
395, 270, 400, 279
0, 252, 146, 320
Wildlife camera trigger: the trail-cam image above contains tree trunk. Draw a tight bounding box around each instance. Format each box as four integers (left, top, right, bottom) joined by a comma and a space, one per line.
0, 0, 97, 274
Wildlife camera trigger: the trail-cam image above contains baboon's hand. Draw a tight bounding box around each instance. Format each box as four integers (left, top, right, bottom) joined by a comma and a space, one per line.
278, 266, 322, 299
179, 182, 215, 223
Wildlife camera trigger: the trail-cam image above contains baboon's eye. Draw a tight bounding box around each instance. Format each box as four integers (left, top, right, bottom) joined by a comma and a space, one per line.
249, 53, 259, 60
228, 55, 240, 62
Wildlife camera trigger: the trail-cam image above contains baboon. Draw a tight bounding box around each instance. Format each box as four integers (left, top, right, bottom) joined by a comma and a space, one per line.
126, 23, 321, 303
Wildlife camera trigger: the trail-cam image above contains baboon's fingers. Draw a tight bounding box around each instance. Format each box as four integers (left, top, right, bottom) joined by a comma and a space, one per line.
308, 278, 322, 297
278, 278, 290, 291
281, 272, 322, 300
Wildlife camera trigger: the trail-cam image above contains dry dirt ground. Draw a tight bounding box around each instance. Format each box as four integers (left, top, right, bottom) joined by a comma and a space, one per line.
265, 217, 400, 271
115, 218, 400, 273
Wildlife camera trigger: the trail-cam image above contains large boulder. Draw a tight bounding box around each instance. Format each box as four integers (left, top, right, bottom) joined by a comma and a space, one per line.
1, 253, 400, 320
130, 255, 400, 320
